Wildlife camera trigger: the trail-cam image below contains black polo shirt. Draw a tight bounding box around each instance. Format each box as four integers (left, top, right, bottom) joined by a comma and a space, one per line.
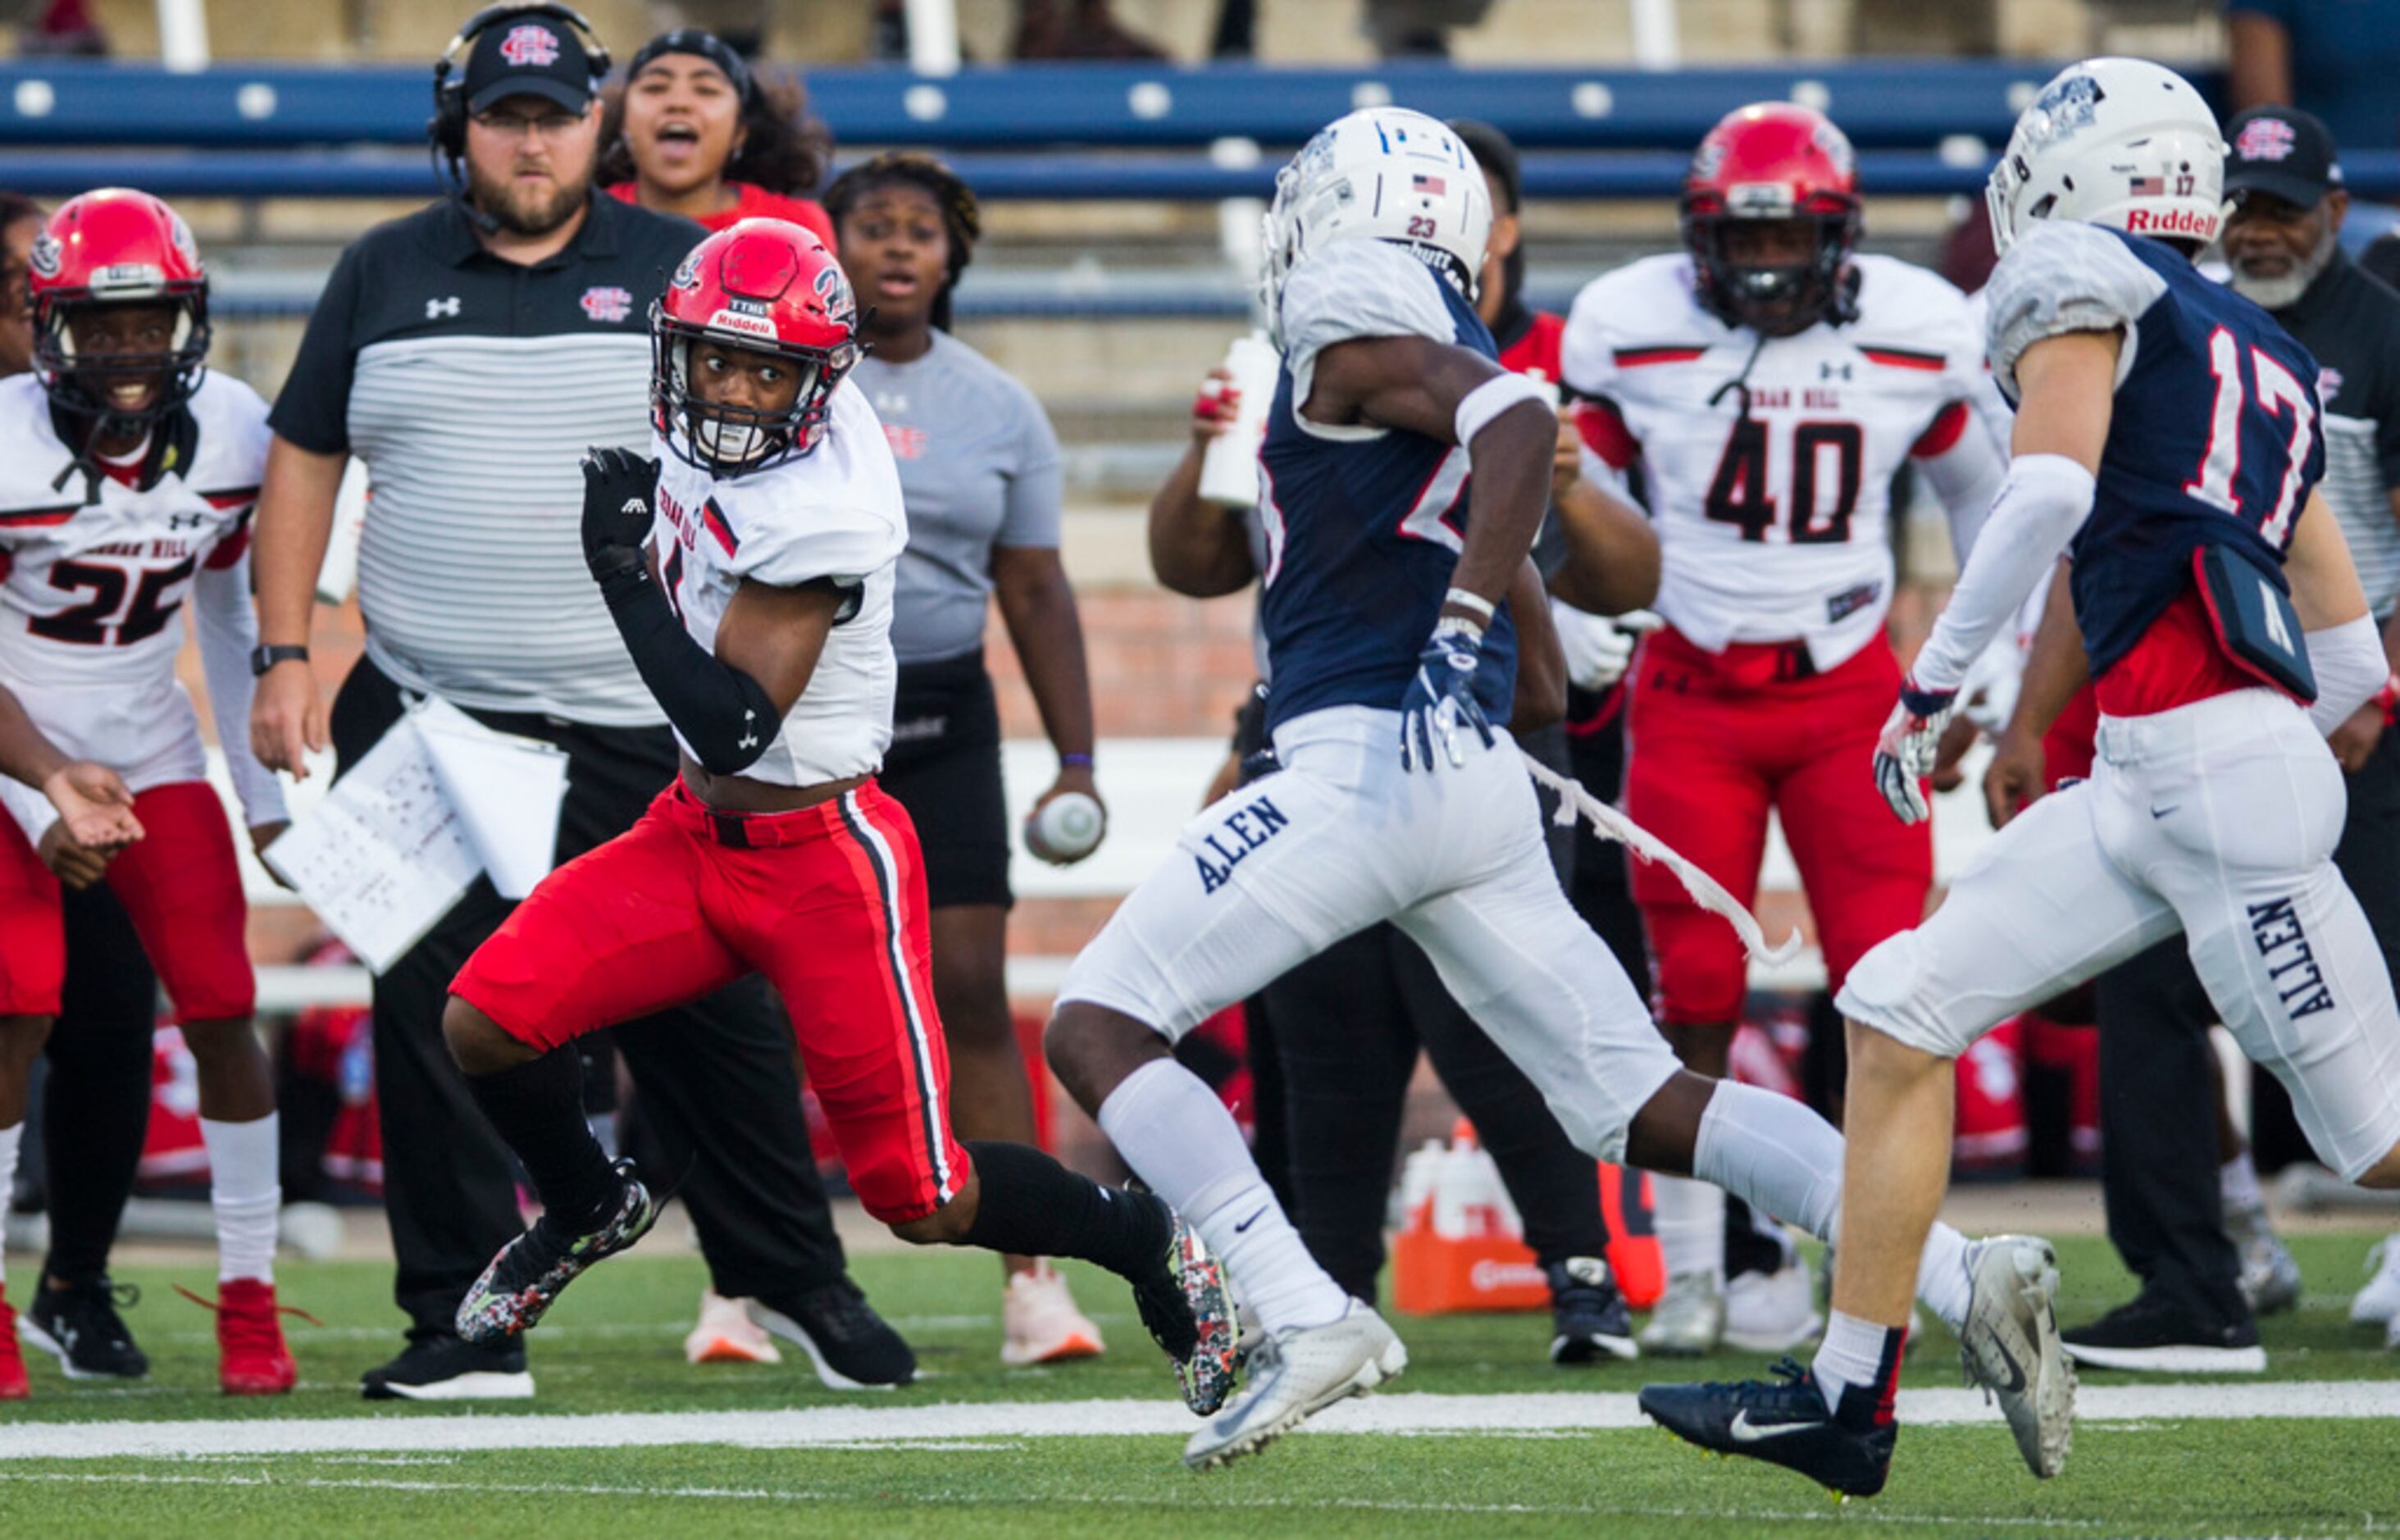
270, 193, 704, 724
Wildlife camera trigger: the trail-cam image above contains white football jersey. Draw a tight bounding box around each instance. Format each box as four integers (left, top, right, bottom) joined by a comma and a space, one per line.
0, 371, 280, 805
650, 378, 907, 788
1562, 253, 1989, 669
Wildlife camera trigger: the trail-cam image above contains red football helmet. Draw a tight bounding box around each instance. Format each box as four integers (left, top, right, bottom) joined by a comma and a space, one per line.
29, 187, 212, 426
653, 218, 861, 472
1680, 103, 1861, 335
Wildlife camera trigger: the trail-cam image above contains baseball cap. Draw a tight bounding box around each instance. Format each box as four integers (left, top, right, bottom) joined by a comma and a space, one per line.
2224, 105, 2342, 210
462, 14, 599, 116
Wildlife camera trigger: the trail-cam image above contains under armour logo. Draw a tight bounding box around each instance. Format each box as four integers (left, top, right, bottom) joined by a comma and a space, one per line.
738, 709, 760, 750
620, 498, 646, 516
426, 297, 461, 320
167, 513, 207, 530
1820, 362, 1853, 381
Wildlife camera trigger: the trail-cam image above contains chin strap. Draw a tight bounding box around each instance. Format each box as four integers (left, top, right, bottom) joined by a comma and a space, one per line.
1520, 749, 1803, 968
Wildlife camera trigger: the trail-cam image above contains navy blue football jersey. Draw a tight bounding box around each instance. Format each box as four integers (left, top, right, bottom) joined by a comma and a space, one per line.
1256, 239, 1519, 732
1984, 221, 2326, 677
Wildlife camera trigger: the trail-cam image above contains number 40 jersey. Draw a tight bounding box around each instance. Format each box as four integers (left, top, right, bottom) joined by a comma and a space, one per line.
0, 370, 278, 804
1561, 252, 2003, 672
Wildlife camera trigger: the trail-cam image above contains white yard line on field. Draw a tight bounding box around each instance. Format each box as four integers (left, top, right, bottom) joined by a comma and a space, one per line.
2, 1382, 2396, 1462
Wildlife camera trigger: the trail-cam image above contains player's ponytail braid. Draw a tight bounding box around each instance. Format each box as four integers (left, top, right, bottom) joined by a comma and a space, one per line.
824, 151, 981, 331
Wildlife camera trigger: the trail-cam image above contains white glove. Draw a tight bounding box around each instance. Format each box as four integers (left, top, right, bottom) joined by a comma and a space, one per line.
1956, 631, 2024, 738
1551, 603, 1661, 693
1873, 674, 1960, 825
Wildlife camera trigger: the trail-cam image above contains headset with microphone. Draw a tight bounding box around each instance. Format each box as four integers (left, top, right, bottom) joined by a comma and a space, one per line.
428, 2, 613, 235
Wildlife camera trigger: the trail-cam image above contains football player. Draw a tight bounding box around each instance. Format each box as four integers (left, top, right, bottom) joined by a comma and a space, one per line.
1560, 103, 2008, 1357
433, 220, 1239, 1417
1641, 58, 2400, 1497
0, 189, 298, 1396
1041, 108, 2046, 1474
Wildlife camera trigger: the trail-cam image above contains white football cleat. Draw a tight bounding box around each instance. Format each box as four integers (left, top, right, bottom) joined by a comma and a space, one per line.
1183, 1301, 1405, 1472
2352, 1234, 2400, 1328
1637, 1271, 1725, 1357
1724, 1258, 1824, 1353
1000, 1263, 1105, 1366
685, 1289, 781, 1366
1959, 1235, 2074, 1479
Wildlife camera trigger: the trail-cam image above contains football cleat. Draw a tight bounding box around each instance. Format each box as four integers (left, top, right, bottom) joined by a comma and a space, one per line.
1184, 1300, 1405, 1471
685, 1288, 781, 1365
1001, 1263, 1106, 1367
176, 1279, 308, 1395
0, 1287, 27, 1400
456, 1159, 659, 1345
1640, 1357, 1894, 1499
1639, 1270, 1726, 1357
2228, 1203, 2302, 1317
1128, 1215, 1237, 1417
1724, 1257, 1826, 1354
1959, 1235, 2074, 1479
21, 1276, 147, 1380
1546, 1255, 1637, 1364
748, 1279, 916, 1389
2352, 1233, 2400, 1328
360, 1333, 532, 1401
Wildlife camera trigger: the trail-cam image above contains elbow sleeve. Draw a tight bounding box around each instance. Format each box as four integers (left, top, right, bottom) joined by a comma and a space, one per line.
2307, 613, 2390, 736
600, 569, 781, 775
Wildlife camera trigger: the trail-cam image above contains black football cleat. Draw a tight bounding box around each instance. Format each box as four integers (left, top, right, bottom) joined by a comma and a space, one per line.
1546, 1255, 1637, 1364
22, 1277, 148, 1380
1639, 1357, 1895, 1499
456, 1159, 660, 1345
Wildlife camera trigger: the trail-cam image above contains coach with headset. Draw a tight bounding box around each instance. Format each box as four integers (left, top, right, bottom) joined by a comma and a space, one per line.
248, 3, 909, 1399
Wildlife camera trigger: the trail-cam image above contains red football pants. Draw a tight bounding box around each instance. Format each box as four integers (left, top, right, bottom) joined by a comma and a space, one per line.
1624, 627, 1934, 1027
0, 780, 253, 1020
451, 778, 971, 1223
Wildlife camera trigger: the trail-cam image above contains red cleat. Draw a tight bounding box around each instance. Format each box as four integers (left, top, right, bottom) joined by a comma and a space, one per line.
0, 1287, 29, 1400
180, 1279, 307, 1396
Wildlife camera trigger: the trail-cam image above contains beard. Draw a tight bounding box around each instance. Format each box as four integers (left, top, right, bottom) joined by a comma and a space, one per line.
2229, 223, 2339, 311
464, 160, 588, 238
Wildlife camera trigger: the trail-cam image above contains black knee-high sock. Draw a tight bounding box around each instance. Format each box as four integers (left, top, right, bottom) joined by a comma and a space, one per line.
464, 1050, 617, 1231
959, 1139, 1171, 1282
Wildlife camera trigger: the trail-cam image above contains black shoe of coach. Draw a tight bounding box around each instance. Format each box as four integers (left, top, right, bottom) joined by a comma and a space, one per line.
361, 1331, 533, 1401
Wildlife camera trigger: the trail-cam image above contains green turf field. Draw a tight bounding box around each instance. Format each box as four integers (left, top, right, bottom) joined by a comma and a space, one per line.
4, 1230, 2398, 1537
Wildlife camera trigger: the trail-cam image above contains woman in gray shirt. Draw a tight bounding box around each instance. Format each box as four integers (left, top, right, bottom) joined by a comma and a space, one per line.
825, 153, 1109, 1368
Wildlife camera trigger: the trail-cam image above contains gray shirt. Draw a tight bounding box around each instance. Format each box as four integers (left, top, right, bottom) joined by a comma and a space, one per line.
851, 331, 1063, 666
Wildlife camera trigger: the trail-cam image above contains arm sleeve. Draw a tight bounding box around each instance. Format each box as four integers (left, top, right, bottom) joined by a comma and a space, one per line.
2307, 613, 2390, 733
1279, 240, 1457, 415
1982, 221, 2166, 403
1910, 453, 2097, 692
266, 241, 367, 455
192, 550, 289, 829
0, 773, 55, 847
995, 383, 1066, 549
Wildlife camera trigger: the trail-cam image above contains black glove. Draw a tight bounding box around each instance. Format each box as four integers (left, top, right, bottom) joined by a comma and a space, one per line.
580, 446, 662, 585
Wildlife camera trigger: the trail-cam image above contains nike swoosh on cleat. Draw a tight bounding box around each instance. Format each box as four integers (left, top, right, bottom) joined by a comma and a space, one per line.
1727, 1410, 1816, 1443
1232, 1207, 1268, 1234
2150, 805, 2179, 819
1986, 1339, 2029, 1394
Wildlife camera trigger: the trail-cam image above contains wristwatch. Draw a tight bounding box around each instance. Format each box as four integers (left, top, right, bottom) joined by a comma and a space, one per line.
249, 644, 309, 677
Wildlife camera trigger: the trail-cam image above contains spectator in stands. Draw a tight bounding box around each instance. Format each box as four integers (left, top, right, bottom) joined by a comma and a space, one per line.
0, 187, 171, 1385
822, 151, 1112, 1369
248, 5, 906, 1401
2227, 0, 2400, 246
599, 28, 837, 248
1364, 0, 1494, 58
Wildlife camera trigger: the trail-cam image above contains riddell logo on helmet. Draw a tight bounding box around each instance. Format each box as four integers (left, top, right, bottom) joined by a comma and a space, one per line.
499, 25, 560, 67
706, 308, 777, 340
2126, 206, 2213, 236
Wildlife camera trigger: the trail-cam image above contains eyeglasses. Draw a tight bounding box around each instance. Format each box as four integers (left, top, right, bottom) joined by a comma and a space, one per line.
471, 109, 585, 142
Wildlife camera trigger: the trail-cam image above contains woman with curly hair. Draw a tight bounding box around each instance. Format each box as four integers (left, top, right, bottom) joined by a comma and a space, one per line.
825, 152, 1109, 1369
601, 29, 836, 247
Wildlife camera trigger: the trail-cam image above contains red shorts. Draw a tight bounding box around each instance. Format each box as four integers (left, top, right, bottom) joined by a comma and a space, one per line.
452, 778, 971, 1223
0, 780, 253, 1021
1625, 627, 1934, 1027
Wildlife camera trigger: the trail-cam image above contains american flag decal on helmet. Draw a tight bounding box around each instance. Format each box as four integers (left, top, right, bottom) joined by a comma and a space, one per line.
1412, 173, 1446, 195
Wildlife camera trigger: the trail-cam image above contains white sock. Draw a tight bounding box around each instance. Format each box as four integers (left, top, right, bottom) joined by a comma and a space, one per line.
1691, 1079, 1978, 1331
201, 1114, 280, 1285
2220, 1150, 2264, 1214
0, 1122, 18, 1287
1812, 1308, 1906, 1415
1649, 1174, 1724, 1287
1096, 1058, 1347, 1336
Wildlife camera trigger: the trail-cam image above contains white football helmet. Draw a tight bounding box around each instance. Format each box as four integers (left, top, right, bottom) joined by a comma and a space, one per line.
1259, 107, 1492, 346
1985, 57, 2227, 254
